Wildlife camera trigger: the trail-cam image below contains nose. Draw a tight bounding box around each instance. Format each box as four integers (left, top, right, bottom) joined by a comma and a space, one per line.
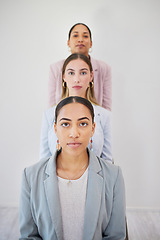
74, 73, 80, 83
69, 125, 79, 138
78, 35, 83, 42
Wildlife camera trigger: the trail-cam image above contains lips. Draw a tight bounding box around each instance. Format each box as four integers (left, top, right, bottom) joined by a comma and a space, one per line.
67, 142, 81, 148
76, 44, 85, 48
72, 86, 82, 89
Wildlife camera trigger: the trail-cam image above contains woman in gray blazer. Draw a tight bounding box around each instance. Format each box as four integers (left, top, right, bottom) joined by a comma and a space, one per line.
40, 53, 112, 162
19, 96, 126, 240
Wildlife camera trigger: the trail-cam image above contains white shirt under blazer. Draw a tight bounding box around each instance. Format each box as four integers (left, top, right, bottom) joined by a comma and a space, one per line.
40, 104, 112, 162
19, 149, 126, 240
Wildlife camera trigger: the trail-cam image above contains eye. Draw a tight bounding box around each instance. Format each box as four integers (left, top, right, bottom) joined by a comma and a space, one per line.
61, 122, 70, 127
84, 35, 89, 38
79, 122, 88, 127
73, 34, 78, 37
80, 71, 87, 75
68, 71, 74, 75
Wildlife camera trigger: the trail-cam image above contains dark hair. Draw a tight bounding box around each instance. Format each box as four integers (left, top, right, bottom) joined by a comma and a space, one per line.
61, 53, 98, 105
55, 96, 94, 123
68, 23, 92, 41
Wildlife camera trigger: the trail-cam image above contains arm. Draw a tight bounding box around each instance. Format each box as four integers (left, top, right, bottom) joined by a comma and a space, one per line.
19, 169, 42, 240
103, 167, 126, 239
100, 110, 113, 163
39, 111, 52, 160
102, 64, 112, 111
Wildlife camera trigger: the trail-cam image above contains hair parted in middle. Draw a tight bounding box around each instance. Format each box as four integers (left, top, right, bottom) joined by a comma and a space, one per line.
68, 23, 92, 41
61, 53, 98, 106
55, 96, 95, 124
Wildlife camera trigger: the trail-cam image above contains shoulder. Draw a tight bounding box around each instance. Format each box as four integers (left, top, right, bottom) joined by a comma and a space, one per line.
50, 59, 65, 72
45, 105, 56, 116
93, 104, 111, 118
89, 150, 121, 182
23, 158, 50, 184
99, 157, 119, 175
98, 156, 123, 187
90, 56, 111, 70
43, 106, 56, 124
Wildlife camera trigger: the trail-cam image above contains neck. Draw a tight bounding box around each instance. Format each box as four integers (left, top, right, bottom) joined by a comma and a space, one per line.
57, 149, 89, 171
56, 149, 89, 181
71, 52, 89, 58
69, 92, 87, 99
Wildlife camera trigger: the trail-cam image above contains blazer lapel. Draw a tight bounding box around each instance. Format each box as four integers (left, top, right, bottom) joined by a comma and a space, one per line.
83, 150, 104, 240
44, 153, 63, 240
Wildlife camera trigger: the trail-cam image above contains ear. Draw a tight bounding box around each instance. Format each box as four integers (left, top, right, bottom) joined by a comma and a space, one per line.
67, 39, 70, 47
63, 71, 66, 81
89, 71, 94, 82
54, 122, 57, 135
90, 40, 92, 48
91, 122, 95, 137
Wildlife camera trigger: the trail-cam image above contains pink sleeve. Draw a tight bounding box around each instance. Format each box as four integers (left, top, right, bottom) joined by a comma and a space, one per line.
102, 64, 112, 111
48, 64, 57, 107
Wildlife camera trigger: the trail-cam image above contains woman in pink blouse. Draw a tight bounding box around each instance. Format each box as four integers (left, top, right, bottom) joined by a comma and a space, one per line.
48, 23, 112, 111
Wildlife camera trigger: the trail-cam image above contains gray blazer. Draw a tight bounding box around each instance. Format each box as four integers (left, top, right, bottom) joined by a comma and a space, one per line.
19, 149, 126, 240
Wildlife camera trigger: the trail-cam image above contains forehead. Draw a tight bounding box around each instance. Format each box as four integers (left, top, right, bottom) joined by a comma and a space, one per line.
57, 102, 92, 120
71, 24, 90, 34
65, 59, 89, 70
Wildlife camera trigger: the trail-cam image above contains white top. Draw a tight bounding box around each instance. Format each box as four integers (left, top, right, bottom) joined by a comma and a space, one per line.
57, 168, 88, 240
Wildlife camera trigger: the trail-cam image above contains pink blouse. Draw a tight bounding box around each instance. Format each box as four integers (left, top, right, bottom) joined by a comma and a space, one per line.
48, 56, 112, 111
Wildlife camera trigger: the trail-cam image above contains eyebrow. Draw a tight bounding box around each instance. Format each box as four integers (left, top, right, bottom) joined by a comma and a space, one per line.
72, 31, 89, 35
59, 117, 90, 121
66, 68, 89, 72
67, 68, 75, 72
59, 118, 71, 121
80, 68, 89, 71
78, 117, 90, 121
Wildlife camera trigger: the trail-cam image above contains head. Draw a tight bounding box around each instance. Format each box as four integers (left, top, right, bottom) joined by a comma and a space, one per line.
67, 23, 92, 56
54, 96, 95, 156
62, 53, 98, 105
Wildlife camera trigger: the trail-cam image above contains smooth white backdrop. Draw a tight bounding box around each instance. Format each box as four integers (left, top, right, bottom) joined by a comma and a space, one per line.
0, 0, 160, 209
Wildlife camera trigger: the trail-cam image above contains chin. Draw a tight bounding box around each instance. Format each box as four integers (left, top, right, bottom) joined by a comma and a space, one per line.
76, 49, 86, 55
66, 146, 87, 156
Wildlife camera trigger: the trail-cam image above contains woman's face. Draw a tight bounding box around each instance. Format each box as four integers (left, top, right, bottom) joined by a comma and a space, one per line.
63, 59, 93, 98
67, 24, 92, 56
54, 102, 95, 157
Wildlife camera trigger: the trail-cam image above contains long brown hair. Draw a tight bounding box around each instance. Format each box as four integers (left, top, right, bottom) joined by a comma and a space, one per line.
61, 53, 98, 105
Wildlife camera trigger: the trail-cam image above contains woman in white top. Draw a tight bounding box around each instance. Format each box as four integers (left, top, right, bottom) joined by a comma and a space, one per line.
19, 96, 126, 240
40, 53, 112, 162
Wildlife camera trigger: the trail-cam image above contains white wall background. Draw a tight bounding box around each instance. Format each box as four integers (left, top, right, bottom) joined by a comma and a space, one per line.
0, 0, 160, 209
